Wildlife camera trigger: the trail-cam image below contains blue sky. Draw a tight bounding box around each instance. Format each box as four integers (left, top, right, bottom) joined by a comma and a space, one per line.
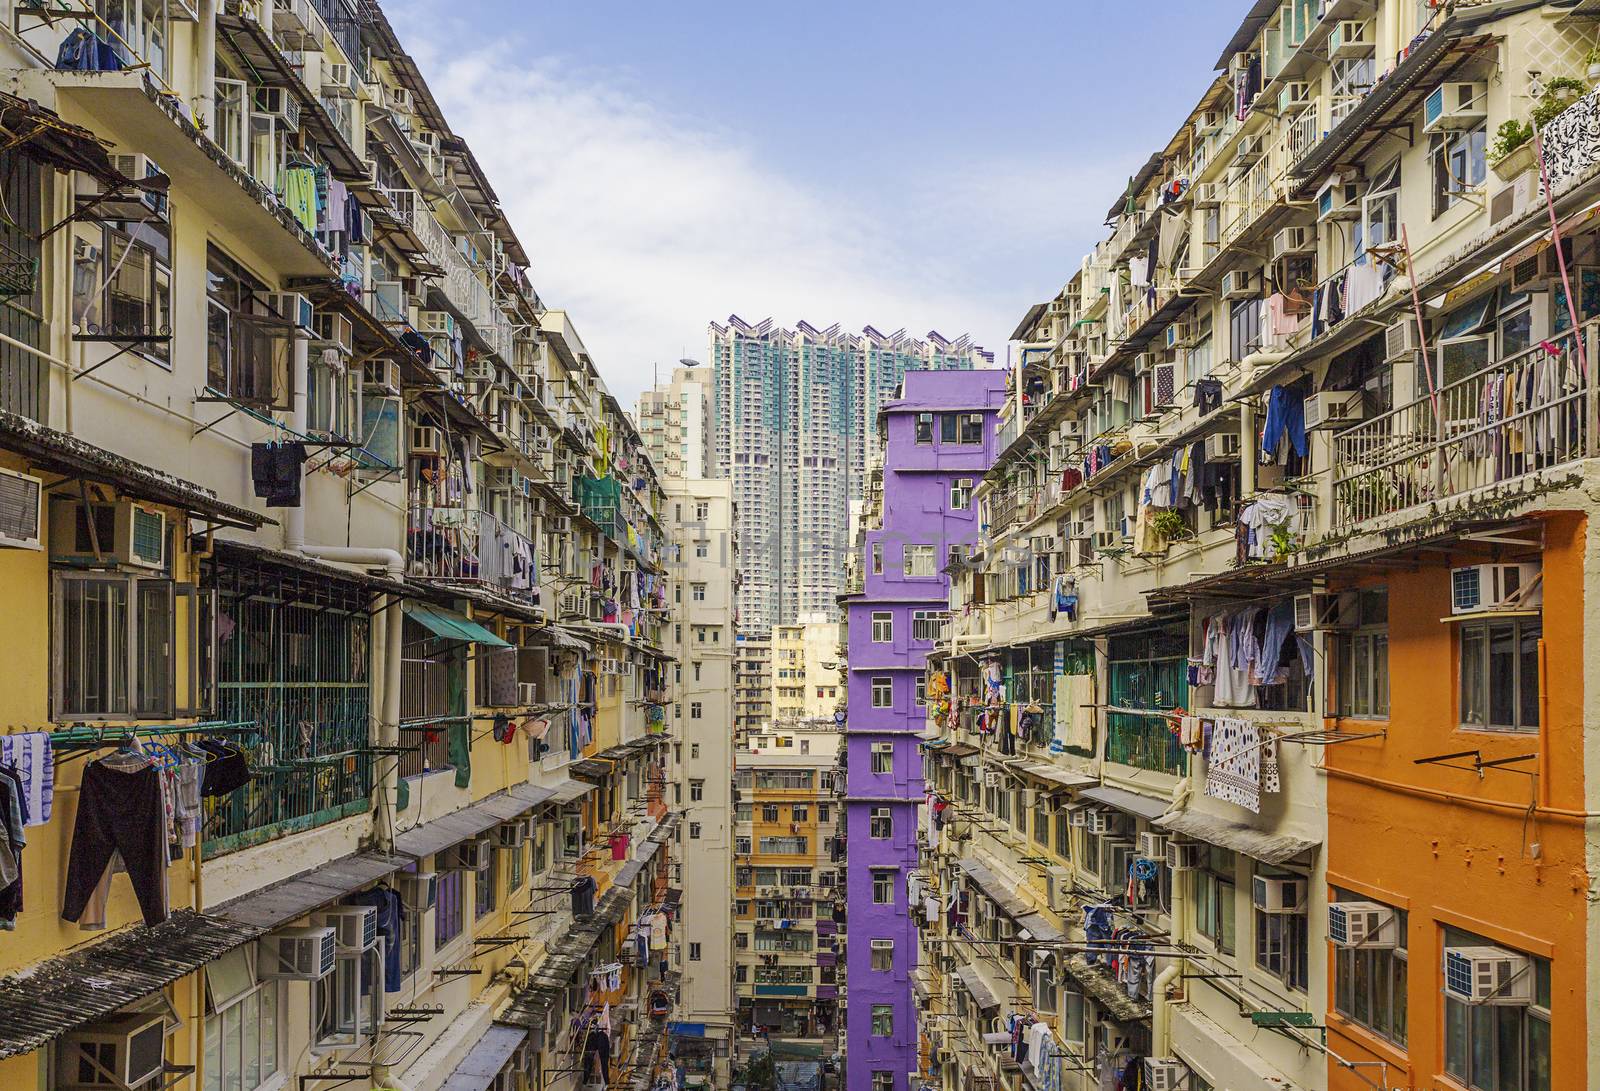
388, 1, 1241, 405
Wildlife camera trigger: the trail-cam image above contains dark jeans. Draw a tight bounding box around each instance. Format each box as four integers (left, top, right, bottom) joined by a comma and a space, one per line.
62, 762, 168, 927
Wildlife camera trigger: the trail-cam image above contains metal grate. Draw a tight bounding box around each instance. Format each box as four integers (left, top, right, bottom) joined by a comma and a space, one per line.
1443, 949, 1475, 998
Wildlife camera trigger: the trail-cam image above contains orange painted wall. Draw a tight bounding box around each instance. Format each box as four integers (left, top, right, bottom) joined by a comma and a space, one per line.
1325, 511, 1587, 1090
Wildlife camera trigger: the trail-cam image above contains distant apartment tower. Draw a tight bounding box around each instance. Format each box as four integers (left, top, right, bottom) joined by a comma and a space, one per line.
637, 360, 715, 478
842, 369, 1006, 1091
734, 634, 774, 740
772, 616, 844, 724
709, 317, 990, 635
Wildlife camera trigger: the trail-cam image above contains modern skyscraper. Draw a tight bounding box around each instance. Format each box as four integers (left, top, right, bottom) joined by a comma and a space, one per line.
637, 360, 715, 479
706, 317, 991, 635
842, 368, 1006, 1091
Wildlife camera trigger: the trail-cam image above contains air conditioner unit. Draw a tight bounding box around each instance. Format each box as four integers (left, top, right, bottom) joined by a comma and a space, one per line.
1192, 181, 1223, 207
1328, 901, 1398, 949
387, 85, 414, 111
1278, 81, 1311, 112
1509, 241, 1576, 292
1317, 179, 1364, 221
418, 310, 456, 336
518, 682, 538, 705
1235, 133, 1264, 164
1086, 810, 1119, 836
1424, 82, 1487, 133
444, 837, 493, 871
1067, 805, 1090, 829
1443, 946, 1533, 1005
410, 424, 443, 456
1166, 841, 1205, 871
1142, 1058, 1190, 1091
1205, 431, 1241, 461
1137, 832, 1168, 860
495, 820, 528, 849
312, 311, 354, 354
268, 291, 314, 330
58, 1012, 167, 1091
106, 152, 168, 217
49, 499, 166, 570
1193, 108, 1224, 135
1020, 788, 1039, 809
1273, 225, 1315, 257
1092, 530, 1121, 550
1450, 563, 1541, 614
261, 926, 338, 979
321, 904, 378, 952
0, 467, 43, 551
325, 61, 355, 97
1165, 321, 1193, 349
253, 86, 301, 132
1293, 590, 1357, 633
1303, 389, 1364, 430
397, 871, 437, 911
361, 358, 401, 395
1491, 172, 1536, 228
1328, 19, 1374, 59
983, 771, 1005, 790
1028, 535, 1060, 555
1221, 269, 1257, 300
1252, 875, 1306, 914
1384, 319, 1423, 363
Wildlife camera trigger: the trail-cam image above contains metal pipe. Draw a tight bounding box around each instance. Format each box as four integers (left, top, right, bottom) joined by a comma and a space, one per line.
196, 0, 217, 132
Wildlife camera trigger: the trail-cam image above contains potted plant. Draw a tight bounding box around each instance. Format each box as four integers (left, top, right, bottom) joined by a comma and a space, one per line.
1586, 47, 1600, 84
1490, 118, 1536, 180
1150, 508, 1192, 542
1533, 77, 1588, 128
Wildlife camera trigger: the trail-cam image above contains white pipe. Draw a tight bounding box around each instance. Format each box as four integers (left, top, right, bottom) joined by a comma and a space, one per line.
297, 544, 404, 576
196, 0, 217, 132
375, 592, 403, 854
285, 331, 310, 552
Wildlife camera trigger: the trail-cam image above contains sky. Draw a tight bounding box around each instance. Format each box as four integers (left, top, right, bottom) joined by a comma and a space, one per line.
386, 0, 1241, 407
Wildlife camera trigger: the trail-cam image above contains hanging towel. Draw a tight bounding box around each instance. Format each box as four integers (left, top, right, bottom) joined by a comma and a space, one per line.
1203, 717, 1262, 813
0, 733, 52, 825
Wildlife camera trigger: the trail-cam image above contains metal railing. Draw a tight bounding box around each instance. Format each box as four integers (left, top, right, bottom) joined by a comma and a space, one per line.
1332, 324, 1596, 530
407, 505, 539, 595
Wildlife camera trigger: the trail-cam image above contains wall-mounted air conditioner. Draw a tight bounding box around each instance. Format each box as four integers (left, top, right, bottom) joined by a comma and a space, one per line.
1204, 431, 1241, 461
57, 1012, 168, 1091
1192, 181, 1223, 208
267, 291, 314, 330
1086, 809, 1119, 836
1328, 19, 1374, 60
1278, 81, 1311, 112
1136, 831, 1167, 860
1443, 946, 1533, 1005
410, 424, 443, 456
1221, 269, 1257, 300
1293, 590, 1357, 633
443, 837, 493, 871
1317, 178, 1364, 221
312, 311, 354, 354
261, 926, 338, 980
495, 820, 528, 849
0, 467, 43, 551
1423, 82, 1487, 133
253, 86, 301, 132
1328, 901, 1397, 949
1272, 225, 1315, 257
321, 905, 378, 952
1235, 133, 1264, 165
1384, 319, 1423, 363
49, 499, 166, 570
1303, 389, 1364, 430
1166, 840, 1205, 871
362, 358, 401, 395
1251, 875, 1306, 914
1450, 563, 1541, 614
1143, 1058, 1191, 1091
398, 871, 437, 911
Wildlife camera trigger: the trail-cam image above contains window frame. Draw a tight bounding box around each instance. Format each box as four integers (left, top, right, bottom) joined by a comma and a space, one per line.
1458, 615, 1541, 733
73, 217, 173, 367
871, 938, 895, 970
869, 807, 892, 839
903, 544, 937, 578
53, 570, 177, 721
871, 611, 893, 643
1430, 123, 1487, 220
203, 947, 282, 1091
871, 676, 893, 708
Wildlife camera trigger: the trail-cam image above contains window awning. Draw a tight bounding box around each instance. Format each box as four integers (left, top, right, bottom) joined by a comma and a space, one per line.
405, 602, 511, 646
393, 791, 530, 859
1016, 763, 1097, 790
957, 858, 1035, 920
953, 964, 1000, 1011
210, 850, 405, 931
0, 910, 261, 1059
1016, 912, 1066, 945
548, 778, 597, 805
1156, 809, 1319, 866
441, 1025, 528, 1091
1078, 785, 1170, 822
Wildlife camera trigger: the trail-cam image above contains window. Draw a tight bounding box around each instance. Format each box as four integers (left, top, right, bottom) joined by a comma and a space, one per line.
1254, 872, 1308, 990
762, 803, 780, 822
695, 541, 708, 558
735, 836, 751, 855
475, 856, 498, 919
1361, 158, 1400, 272
959, 413, 983, 444
435, 870, 464, 949
872, 870, 894, 904
870, 1004, 894, 1036
689, 942, 701, 961
54, 572, 175, 719
757, 836, 807, 853
903, 545, 937, 577
872, 1074, 894, 1091
1194, 847, 1235, 955
871, 939, 894, 970
73, 216, 172, 366
206, 246, 292, 407
951, 478, 974, 510
1431, 123, 1487, 219
872, 742, 893, 774
871, 542, 883, 574
911, 609, 950, 642
872, 677, 893, 708
914, 413, 933, 444
735, 963, 747, 980
1443, 926, 1549, 1091
1333, 889, 1407, 1046
695, 501, 709, 521
203, 949, 281, 1091
1185, 310, 1214, 384
914, 676, 927, 707
871, 612, 893, 642
690, 779, 704, 802
869, 807, 892, 839
1333, 589, 1389, 719
692, 662, 702, 682
692, 582, 706, 601
940, 413, 959, 443
818, 803, 830, 823
1229, 296, 1262, 360
1459, 615, 1542, 732
691, 701, 703, 720
689, 822, 701, 839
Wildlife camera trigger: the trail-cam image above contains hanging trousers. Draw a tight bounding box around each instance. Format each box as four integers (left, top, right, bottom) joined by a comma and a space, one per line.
62, 762, 168, 927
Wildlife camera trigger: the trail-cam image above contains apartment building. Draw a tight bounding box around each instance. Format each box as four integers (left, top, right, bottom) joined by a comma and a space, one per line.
661, 478, 738, 1077
733, 721, 844, 1047
772, 616, 844, 724
916, 3, 1600, 1090
841, 369, 1006, 1091
735, 634, 773, 741
0, 4, 685, 1091
637, 360, 714, 479
709, 317, 988, 635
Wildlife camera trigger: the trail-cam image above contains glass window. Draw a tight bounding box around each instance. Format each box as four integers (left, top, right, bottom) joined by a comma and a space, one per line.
912, 610, 950, 642
55, 572, 174, 719
1333, 589, 1390, 719
1443, 926, 1549, 1091
871, 939, 894, 970
951, 478, 974, 510
872, 743, 893, 774
1254, 873, 1309, 990
475, 855, 498, 919
1431, 123, 1487, 219
871, 542, 882, 574
940, 413, 959, 443
872, 871, 894, 904
1194, 847, 1236, 955
914, 413, 933, 444
1332, 888, 1407, 1046
870, 808, 892, 839
871, 1004, 894, 1036
871, 611, 893, 643
203, 951, 280, 1091
872, 677, 893, 708
205, 245, 291, 407
959, 413, 984, 444
903, 545, 937, 577
435, 870, 464, 948
1460, 617, 1541, 732
73, 218, 172, 366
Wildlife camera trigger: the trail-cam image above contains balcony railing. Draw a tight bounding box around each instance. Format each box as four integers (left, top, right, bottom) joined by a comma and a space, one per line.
407, 506, 539, 596
1333, 324, 1596, 531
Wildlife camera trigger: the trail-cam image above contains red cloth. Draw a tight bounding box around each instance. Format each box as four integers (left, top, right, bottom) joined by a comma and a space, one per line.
611, 833, 629, 861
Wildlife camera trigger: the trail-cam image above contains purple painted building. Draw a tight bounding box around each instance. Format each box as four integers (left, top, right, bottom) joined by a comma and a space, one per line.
843, 369, 1006, 1091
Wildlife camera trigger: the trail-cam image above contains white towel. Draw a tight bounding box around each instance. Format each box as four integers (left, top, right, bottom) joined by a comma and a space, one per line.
0, 732, 52, 826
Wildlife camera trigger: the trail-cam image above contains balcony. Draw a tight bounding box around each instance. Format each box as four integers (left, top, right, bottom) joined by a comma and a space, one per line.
1332, 324, 1595, 532
407, 506, 539, 599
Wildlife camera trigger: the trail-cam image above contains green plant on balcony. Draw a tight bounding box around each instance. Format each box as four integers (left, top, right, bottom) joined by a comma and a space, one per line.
1586, 47, 1600, 84
1489, 119, 1533, 164
1533, 78, 1587, 129
1149, 508, 1192, 542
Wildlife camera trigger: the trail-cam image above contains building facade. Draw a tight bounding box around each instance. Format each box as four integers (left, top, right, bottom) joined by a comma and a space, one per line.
842, 369, 1006, 1091
734, 634, 774, 742
772, 617, 844, 724
637, 360, 715, 480
733, 720, 844, 1048
916, 3, 1600, 1091
662, 477, 738, 1074
0, 5, 687, 1091
709, 317, 988, 635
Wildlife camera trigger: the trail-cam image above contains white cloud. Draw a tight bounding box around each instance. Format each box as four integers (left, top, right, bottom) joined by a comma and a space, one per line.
390, 13, 1133, 407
